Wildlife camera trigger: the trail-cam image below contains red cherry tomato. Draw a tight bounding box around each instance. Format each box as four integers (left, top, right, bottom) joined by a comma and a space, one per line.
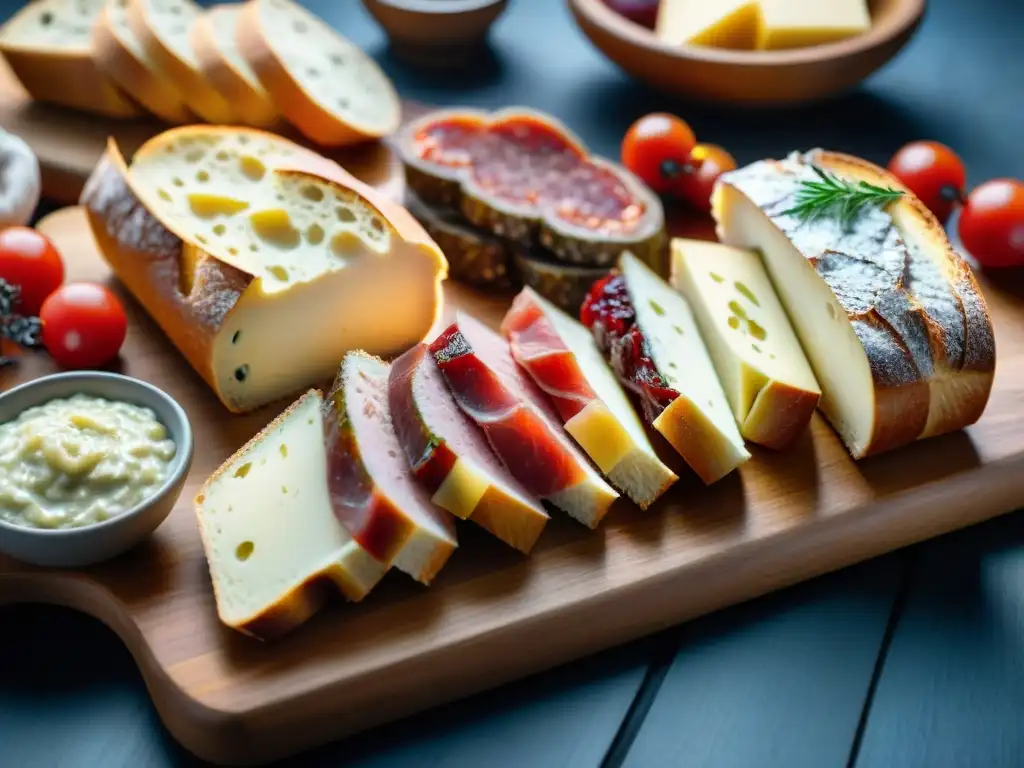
621, 113, 697, 195
887, 141, 966, 224
676, 144, 738, 213
40, 283, 127, 369
957, 179, 1024, 269
601, 0, 660, 28
0, 227, 64, 316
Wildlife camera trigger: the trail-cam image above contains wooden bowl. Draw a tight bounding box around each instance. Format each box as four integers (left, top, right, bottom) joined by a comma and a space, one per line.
360, 0, 509, 69
568, 0, 926, 105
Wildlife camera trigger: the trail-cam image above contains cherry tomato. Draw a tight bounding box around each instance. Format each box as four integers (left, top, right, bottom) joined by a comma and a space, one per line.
601, 0, 660, 29
40, 283, 127, 369
0, 227, 64, 316
621, 113, 697, 195
957, 179, 1024, 269
676, 144, 738, 213
887, 141, 966, 224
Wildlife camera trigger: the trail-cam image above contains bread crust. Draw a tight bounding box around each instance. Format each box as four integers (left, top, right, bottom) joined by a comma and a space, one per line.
189, 5, 278, 128
91, 2, 193, 123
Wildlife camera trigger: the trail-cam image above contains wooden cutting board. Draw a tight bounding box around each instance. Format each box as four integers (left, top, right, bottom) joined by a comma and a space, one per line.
4, 62, 1024, 768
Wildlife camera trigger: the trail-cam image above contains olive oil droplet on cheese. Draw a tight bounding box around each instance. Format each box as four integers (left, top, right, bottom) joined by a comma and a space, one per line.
735, 281, 759, 306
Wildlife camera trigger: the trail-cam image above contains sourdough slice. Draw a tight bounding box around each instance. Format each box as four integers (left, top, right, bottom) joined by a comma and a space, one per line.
92, 0, 193, 123
194, 390, 387, 640
398, 108, 665, 268
430, 312, 619, 528
323, 352, 457, 585
0, 0, 142, 118
713, 150, 995, 458
190, 4, 277, 128
80, 126, 447, 413
670, 238, 821, 449
236, 0, 401, 146
502, 288, 677, 509
126, 0, 235, 123
389, 344, 549, 553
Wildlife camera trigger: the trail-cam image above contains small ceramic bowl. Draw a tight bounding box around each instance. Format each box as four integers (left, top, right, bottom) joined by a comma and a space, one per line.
360, 0, 509, 69
0, 372, 193, 568
568, 0, 926, 105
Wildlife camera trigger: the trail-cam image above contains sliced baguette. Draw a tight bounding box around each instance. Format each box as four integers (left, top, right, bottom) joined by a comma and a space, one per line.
670, 238, 821, 449
194, 390, 387, 640
80, 125, 447, 413
190, 4, 277, 128
126, 0, 235, 123
0, 0, 143, 118
236, 0, 401, 145
430, 312, 619, 528
323, 352, 457, 585
92, 0, 193, 123
389, 344, 549, 553
713, 150, 995, 458
502, 287, 677, 509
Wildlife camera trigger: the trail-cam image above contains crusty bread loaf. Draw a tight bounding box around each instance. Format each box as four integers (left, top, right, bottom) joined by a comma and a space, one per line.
126, 0, 235, 123
80, 126, 447, 414
236, 0, 401, 146
0, 0, 143, 118
714, 150, 995, 458
92, 0, 193, 124
190, 4, 277, 128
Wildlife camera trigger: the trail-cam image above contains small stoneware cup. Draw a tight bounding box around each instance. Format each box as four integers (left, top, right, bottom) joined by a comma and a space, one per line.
0, 372, 193, 568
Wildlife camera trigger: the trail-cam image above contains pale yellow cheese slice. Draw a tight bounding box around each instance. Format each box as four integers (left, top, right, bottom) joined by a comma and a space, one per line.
655, 0, 761, 49
670, 238, 820, 449
756, 0, 871, 50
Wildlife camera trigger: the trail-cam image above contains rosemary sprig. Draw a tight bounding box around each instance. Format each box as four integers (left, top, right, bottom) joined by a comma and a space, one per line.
782, 165, 904, 227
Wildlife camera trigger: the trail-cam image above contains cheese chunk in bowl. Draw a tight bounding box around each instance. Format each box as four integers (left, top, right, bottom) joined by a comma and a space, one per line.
0, 372, 193, 567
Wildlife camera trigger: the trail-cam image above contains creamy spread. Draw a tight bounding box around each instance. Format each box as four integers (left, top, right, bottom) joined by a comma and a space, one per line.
0, 395, 177, 530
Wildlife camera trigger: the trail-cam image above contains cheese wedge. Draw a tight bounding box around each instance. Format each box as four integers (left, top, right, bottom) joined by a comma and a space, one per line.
92, 0, 193, 123
194, 391, 386, 640
190, 4, 277, 127
670, 239, 820, 449
389, 344, 549, 553
757, 0, 871, 50
126, 0, 236, 123
0, 0, 142, 118
655, 0, 761, 49
502, 287, 677, 509
619, 252, 750, 483
236, 0, 401, 146
323, 352, 457, 585
80, 126, 447, 413
713, 150, 995, 458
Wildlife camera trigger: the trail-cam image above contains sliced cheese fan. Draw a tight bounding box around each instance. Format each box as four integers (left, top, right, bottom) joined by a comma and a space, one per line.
194, 390, 387, 640
80, 125, 447, 413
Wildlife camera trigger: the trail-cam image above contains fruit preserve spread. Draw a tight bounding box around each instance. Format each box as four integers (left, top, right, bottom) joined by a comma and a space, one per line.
581, 273, 680, 422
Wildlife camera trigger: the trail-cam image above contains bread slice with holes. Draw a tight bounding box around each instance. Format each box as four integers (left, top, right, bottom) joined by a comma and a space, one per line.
80, 125, 448, 413
190, 4, 277, 127
0, 0, 143, 118
194, 389, 387, 640
126, 0, 236, 123
236, 0, 401, 146
92, 0, 193, 123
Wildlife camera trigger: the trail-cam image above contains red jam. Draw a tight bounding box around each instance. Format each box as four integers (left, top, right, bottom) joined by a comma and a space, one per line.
580, 274, 680, 422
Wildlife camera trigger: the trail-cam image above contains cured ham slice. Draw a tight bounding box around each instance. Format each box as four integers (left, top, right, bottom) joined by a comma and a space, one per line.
429, 312, 619, 528
389, 344, 549, 553
502, 288, 677, 509
323, 351, 457, 584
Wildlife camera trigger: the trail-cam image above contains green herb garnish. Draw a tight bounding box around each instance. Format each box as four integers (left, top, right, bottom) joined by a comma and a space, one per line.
782, 165, 904, 227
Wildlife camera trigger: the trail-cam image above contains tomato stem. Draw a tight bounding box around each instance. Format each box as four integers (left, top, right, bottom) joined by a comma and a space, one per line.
659, 158, 695, 180
940, 184, 967, 207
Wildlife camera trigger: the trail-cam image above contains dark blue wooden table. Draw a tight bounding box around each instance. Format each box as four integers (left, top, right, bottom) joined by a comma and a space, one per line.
1, 1, 1023, 766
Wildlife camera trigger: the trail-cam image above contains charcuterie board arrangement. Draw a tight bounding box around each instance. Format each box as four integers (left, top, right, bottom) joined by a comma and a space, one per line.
1, 0, 1024, 765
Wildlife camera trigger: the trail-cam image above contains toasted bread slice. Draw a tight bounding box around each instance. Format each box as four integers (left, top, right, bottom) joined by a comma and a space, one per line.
236, 0, 401, 146
126, 0, 235, 123
0, 0, 142, 118
194, 390, 386, 640
190, 4, 277, 127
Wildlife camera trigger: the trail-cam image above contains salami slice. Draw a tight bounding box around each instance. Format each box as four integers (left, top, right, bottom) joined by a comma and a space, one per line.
397, 107, 665, 268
